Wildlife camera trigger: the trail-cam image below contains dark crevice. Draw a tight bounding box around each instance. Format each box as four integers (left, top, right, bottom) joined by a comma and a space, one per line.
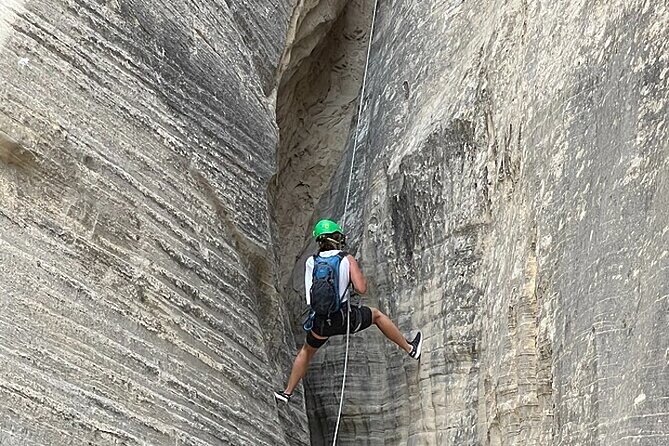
269, 0, 374, 443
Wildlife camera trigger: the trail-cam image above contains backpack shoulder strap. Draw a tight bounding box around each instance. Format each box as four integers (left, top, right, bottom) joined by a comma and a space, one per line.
335, 252, 351, 296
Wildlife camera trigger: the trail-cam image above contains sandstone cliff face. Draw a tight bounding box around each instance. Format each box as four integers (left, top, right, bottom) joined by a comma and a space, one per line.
0, 1, 309, 445
296, 0, 669, 445
272, 0, 374, 320
2, 0, 668, 445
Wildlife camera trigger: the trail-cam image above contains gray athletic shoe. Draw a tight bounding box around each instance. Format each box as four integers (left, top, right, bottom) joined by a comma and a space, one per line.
408, 331, 423, 360
273, 390, 292, 404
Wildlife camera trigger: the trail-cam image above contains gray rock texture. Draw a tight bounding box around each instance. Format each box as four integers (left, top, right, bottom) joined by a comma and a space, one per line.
293, 0, 669, 445
0, 1, 308, 445
2, 0, 668, 445
272, 0, 373, 297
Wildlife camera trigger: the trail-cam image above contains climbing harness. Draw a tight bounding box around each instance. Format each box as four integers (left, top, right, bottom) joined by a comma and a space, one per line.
331, 0, 380, 444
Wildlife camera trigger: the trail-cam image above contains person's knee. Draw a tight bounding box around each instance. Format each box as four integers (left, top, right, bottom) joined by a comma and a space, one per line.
305, 331, 328, 350
371, 307, 384, 323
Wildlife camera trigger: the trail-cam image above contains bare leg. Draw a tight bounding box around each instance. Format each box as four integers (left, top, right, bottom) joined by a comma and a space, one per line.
284, 335, 325, 394
371, 307, 411, 353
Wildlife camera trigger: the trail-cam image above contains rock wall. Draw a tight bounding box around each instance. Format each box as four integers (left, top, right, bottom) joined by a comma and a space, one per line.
0, 1, 309, 445
298, 0, 669, 444
271, 0, 373, 303
1, 0, 668, 445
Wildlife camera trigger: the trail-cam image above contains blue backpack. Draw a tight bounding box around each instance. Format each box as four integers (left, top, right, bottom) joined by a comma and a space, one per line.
310, 252, 347, 318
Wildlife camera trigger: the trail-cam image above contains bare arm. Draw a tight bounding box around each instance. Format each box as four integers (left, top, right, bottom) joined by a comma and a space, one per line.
347, 255, 367, 295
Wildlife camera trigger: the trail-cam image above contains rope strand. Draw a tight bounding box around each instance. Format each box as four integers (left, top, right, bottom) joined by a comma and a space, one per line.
332, 0, 379, 444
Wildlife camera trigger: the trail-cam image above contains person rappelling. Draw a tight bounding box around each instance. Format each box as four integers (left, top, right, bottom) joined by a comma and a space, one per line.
273, 219, 423, 404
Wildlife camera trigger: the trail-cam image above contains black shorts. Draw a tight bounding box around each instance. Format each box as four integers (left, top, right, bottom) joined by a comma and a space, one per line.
306, 305, 373, 348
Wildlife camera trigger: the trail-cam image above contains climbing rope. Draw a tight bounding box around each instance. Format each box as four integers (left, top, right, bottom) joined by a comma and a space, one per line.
331, 0, 379, 444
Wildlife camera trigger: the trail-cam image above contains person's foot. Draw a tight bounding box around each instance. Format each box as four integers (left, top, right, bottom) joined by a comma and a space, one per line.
273, 390, 293, 404
407, 331, 423, 360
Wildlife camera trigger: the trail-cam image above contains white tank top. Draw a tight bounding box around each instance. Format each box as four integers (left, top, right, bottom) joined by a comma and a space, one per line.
304, 250, 350, 305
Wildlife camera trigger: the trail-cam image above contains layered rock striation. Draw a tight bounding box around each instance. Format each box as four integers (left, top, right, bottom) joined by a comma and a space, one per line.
0, 1, 308, 445
1, 0, 668, 445
293, 0, 669, 445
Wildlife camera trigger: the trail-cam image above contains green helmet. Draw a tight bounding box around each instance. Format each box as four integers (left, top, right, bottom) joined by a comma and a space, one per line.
313, 219, 343, 239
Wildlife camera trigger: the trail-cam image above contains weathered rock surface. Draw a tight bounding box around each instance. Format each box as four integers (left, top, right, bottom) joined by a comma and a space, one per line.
0, 1, 309, 445
2, 0, 668, 445
293, 0, 669, 445
272, 0, 373, 299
